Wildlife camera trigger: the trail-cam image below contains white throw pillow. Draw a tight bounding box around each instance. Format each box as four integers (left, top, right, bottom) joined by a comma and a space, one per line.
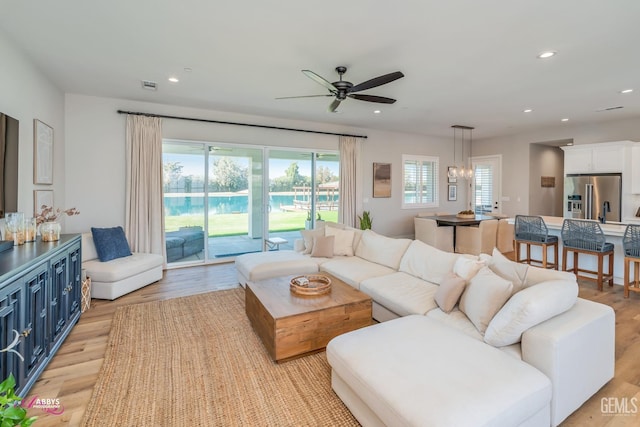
434, 272, 467, 313
310, 235, 334, 258
300, 228, 325, 254
453, 256, 485, 281
484, 279, 578, 347
459, 267, 513, 334
325, 227, 355, 256
482, 248, 529, 294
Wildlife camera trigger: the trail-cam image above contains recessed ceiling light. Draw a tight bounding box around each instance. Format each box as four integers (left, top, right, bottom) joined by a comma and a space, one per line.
566, 142, 574, 146
373, 110, 381, 114
168, 77, 179, 83
523, 109, 533, 113
620, 89, 633, 94
537, 51, 557, 59
561, 118, 569, 122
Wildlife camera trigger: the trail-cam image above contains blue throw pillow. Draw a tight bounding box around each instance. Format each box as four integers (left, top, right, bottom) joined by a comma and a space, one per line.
91, 226, 132, 262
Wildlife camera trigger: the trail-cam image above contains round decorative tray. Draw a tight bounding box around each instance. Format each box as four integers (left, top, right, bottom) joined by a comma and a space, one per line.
456, 213, 475, 219
290, 274, 332, 296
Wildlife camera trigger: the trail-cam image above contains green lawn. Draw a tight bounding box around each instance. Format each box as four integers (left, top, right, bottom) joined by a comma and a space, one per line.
165, 210, 339, 237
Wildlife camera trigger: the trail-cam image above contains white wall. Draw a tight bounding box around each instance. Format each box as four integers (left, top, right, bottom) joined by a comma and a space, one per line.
65, 94, 463, 237
0, 29, 65, 219
528, 144, 564, 216
473, 117, 640, 217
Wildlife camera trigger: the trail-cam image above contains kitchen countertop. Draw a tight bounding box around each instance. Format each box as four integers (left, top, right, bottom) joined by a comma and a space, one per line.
539, 216, 627, 237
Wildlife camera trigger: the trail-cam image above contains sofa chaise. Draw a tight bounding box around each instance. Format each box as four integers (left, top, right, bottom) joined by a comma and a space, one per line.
235, 222, 615, 426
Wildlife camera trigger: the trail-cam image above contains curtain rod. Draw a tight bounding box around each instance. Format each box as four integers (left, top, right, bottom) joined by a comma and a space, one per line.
116, 110, 368, 139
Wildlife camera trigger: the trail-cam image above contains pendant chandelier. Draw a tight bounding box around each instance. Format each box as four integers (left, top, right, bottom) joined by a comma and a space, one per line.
447, 125, 474, 180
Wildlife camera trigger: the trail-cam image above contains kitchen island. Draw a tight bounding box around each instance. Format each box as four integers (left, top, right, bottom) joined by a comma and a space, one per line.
514, 216, 629, 285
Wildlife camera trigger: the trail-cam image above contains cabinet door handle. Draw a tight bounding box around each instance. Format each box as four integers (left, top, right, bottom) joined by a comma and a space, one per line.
21, 328, 32, 337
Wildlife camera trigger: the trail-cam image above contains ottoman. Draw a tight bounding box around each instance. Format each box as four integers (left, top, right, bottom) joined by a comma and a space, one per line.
235, 250, 319, 286
327, 315, 552, 427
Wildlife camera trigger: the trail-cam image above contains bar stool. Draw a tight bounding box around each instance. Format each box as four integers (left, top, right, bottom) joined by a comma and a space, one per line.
514, 215, 558, 269
623, 224, 640, 298
561, 219, 614, 291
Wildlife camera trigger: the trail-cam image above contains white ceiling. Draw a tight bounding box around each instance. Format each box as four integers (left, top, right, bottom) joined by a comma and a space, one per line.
1, 0, 639, 140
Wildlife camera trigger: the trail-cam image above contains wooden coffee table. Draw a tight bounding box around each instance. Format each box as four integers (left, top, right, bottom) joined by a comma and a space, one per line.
245, 273, 372, 363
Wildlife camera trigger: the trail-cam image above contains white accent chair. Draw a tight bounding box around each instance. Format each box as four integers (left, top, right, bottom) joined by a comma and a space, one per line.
82, 232, 164, 300
455, 219, 499, 255
414, 217, 454, 252
497, 218, 515, 253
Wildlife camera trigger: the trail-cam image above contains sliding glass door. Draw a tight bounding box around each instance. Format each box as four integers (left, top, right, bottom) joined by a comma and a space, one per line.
163, 142, 207, 263
207, 145, 264, 258
163, 141, 338, 265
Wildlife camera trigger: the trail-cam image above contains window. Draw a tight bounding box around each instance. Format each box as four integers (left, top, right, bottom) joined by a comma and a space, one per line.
474, 164, 494, 214
402, 154, 439, 208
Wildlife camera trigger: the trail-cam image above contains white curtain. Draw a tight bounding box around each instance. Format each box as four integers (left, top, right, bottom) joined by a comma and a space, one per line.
338, 136, 363, 228
125, 115, 165, 259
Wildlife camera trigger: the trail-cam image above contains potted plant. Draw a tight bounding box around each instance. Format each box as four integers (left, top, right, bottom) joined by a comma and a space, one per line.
305, 211, 313, 230
0, 374, 37, 426
358, 211, 372, 230
316, 212, 324, 225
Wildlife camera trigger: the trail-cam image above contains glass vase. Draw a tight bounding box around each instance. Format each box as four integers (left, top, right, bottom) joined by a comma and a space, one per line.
5, 212, 25, 245
40, 222, 61, 242
24, 217, 37, 243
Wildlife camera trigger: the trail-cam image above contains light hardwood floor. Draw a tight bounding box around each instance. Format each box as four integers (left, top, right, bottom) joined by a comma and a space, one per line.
24, 261, 640, 426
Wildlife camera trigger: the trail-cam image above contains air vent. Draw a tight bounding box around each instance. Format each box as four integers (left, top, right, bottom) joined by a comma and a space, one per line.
595, 106, 624, 112
141, 80, 158, 91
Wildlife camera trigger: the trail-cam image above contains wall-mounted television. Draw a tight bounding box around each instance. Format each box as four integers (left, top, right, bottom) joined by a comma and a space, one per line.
0, 113, 19, 218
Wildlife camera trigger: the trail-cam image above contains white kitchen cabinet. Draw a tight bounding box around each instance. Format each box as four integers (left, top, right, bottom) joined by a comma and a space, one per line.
632, 145, 640, 194
563, 143, 626, 174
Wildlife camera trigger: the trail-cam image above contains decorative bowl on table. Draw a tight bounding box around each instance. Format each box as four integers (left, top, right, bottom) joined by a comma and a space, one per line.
456, 210, 476, 219
290, 274, 332, 296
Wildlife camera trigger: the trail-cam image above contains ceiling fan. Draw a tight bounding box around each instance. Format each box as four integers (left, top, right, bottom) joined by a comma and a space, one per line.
277, 66, 404, 112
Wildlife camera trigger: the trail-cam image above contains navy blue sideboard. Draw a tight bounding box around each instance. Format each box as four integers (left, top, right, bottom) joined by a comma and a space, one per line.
0, 234, 82, 395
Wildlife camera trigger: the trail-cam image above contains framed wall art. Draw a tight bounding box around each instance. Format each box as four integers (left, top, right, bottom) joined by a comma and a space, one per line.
34, 119, 53, 185
34, 189, 53, 214
448, 185, 457, 201
373, 162, 391, 198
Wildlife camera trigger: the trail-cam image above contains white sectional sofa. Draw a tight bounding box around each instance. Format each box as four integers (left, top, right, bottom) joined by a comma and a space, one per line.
235, 222, 615, 426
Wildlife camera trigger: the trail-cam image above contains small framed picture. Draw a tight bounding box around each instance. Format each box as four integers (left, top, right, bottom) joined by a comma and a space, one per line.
373, 162, 391, 198
34, 190, 54, 214
34, 119, 54, 185
448, 185, 457, 201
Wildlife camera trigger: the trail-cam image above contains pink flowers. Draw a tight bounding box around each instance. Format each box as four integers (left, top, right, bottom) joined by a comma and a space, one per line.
35, 205, 80, 226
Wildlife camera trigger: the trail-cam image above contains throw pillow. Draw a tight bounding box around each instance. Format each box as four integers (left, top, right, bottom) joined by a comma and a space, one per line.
484, 279, 578, 347
453, 256, 485, 281
310, 235, 335, 258
459, 266, 513, 334
434, 272, 467, 313
300, 228, 324, 254
90, 226, 132, 262
325, 227, 355, 256
484, 248, 529, 294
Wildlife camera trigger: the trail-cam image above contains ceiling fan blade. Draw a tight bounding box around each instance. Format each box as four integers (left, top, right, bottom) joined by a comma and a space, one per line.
349, 94, 397, 104
302, 70, 337, 92
328, 99, 342, 112
349, 71, 404, 93
275, 94, 333, 100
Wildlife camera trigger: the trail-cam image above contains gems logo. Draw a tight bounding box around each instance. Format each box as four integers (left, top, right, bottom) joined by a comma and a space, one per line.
601, 397, 638, 416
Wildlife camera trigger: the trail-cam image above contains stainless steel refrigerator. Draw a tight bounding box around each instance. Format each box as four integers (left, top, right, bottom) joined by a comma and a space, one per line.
564, 173, 622, 222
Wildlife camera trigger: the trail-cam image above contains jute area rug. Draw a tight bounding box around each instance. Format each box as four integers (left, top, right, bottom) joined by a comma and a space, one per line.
82, 288, 360, 426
